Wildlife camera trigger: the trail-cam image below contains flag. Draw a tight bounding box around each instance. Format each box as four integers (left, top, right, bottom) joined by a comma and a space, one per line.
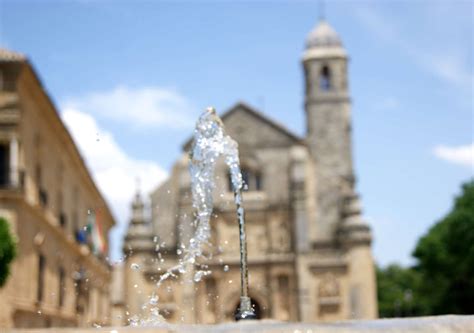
87, 208, 106, 255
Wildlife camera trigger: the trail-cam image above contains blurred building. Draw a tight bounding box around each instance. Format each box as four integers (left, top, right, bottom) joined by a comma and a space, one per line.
0, 49, 116, 328
122, 19, 377, 323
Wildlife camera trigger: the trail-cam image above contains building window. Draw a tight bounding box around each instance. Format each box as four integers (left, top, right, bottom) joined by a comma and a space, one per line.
72, 187, 81, 241
58, 267, 65, 307
37, 254, 45, 303
205, 277, 217, 318
36, 165, 48, 207
228, 168, 263, 192
57, 190, 67, 229
59, 212, 67, 228
277, 275, 290, 315
255, 172, 262, 191
74, 267, 86, 314
0, 144, 9, 187
320, 65, 331, 91
241, 169, 250, 189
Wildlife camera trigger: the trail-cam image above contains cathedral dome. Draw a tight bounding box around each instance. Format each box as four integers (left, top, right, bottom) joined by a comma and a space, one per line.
306, 20, 342, 49
303, 20, 347, 61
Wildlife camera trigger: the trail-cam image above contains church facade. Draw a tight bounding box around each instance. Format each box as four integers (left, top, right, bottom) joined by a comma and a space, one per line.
122, 19, 377, 323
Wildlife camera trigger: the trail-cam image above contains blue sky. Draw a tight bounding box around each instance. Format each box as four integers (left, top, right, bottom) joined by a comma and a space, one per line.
1, 0, 472, 266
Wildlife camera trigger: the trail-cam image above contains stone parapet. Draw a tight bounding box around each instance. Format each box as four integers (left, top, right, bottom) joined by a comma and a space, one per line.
4, 315, 473, 333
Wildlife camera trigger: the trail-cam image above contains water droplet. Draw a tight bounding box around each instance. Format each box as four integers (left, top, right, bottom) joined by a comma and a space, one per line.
37, 310, 42, 315
223, 265, 229, 272
134, 284, 138, 288
228, 280, 233, 284
193, 271, 204, 282
130, 263, 140, 270
149, 295, 159, 305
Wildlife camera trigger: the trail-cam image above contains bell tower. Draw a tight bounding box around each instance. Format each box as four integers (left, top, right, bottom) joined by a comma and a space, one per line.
303, 20, 354, 243
301, 19, 378, 319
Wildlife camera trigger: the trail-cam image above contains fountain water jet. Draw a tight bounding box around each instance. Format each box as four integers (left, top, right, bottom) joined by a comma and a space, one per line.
191, 107, 256, 320
144, 107, 255, 323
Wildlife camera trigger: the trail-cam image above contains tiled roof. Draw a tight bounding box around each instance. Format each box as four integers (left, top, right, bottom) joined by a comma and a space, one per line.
0, 48, 26, 62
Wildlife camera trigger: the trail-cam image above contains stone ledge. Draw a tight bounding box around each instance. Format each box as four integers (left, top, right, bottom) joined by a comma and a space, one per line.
5, 315, 473, 333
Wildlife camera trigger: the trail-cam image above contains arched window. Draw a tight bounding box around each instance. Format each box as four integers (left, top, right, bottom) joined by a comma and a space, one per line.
233, 297, 262, 319
228, 168, 263, 192
320, 65, 331, 91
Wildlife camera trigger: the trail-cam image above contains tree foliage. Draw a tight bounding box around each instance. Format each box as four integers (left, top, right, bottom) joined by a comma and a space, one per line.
412, 180, 474, 314
377, 179, 474, 316
377, 264, 425, 317
0, 217, 17, 288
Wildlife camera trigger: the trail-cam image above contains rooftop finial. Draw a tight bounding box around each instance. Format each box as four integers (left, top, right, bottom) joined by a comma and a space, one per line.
135, 177, 142, 197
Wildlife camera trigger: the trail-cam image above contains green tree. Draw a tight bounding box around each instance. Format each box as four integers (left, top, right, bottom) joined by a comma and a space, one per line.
0, 217, 17, 288
377, 264, 426, 317
412, 179, 474, 314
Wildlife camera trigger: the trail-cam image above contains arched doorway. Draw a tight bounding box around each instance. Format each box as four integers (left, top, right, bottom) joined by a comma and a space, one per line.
233, 298, 262, 320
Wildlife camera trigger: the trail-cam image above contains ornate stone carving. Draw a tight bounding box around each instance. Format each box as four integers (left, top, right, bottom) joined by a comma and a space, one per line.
318, 273, 340, 299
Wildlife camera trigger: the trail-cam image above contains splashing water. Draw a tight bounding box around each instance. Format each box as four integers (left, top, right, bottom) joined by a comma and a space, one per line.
132, 107, 245, 326
157, 107, 242, 284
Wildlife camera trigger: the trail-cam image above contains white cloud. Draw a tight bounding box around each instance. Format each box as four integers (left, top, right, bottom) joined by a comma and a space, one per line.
433, 143, 474, 168
63, 86, 196, 129
61, 108, 168, 260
